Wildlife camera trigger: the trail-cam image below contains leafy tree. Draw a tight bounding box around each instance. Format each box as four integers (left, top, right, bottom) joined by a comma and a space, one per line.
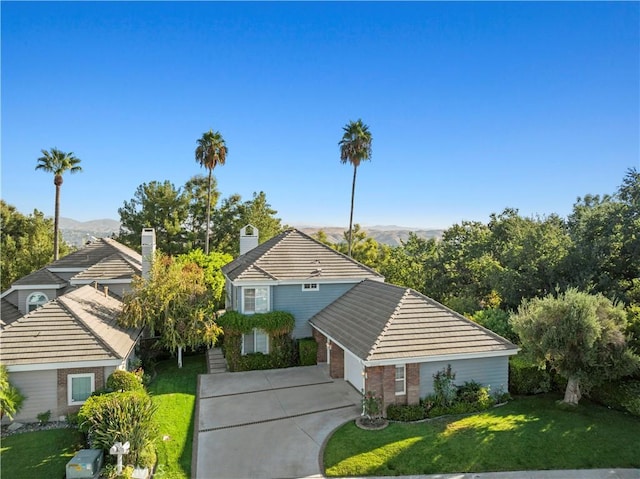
195, 129, 228, 254
183, 175, 220, 251
1, 201, 71, 290
118, 181, 190, 255
470, 308, 518, 343
210, 191, 282, 256
178, 249, 233, 309
511, 289, 640, 405
35, 148, 82, 260
339, 119, 372, 257
119, 253, 222, 367
0, 364, 25, 420
332, 224, 383, 269
379, 233, 437, 292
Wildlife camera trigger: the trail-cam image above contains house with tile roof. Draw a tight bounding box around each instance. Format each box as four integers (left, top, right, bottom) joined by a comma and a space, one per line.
223, 227, 518, 410
0, 233, 152, 422
221, 226, 384, 353
309, 279, 519, 409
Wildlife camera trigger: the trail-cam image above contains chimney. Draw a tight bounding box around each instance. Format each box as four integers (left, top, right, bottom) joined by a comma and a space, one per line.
239, 225, 259, 256
141, 228, 156, 280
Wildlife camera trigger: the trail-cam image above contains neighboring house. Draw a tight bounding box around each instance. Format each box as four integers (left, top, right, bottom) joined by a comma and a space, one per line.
223, 226, 519, 411
310, 279, 519, 409
221, 225, 384, 353
0, 231, 155, 422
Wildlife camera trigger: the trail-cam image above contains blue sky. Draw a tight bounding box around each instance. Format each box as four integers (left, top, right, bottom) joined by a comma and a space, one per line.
2, 1, 638, 229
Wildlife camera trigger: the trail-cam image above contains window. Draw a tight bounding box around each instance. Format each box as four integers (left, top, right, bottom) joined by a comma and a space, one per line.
243, 287, 268, 314
395, 365, 406, 395
242, 328, 269, 355
302, 283, 319, 291
27, 292, 49, 312
68, 373, 95, 405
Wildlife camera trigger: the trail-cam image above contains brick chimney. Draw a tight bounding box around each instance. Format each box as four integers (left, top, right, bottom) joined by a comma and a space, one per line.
141, 228, 156, 280
239, 225, 259, 256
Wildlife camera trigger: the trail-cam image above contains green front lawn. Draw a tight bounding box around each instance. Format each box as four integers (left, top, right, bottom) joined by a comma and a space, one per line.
148, 353, 206, 479
324, 394, 640, 476
0, 428, 85, 479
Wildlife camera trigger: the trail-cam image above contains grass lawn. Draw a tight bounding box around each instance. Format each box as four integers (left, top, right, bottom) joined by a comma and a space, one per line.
0, 428, 85, 479
148, 353, 206, 479
324, 394, 640, 476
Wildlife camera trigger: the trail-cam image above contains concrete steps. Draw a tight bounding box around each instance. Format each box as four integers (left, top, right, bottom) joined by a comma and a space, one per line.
207, 347, 228, 374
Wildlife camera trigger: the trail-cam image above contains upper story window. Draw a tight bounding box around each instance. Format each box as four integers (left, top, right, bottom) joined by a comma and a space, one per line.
302, 283, 319, 292
27, 292, 49, 312
243, 287, 269, 314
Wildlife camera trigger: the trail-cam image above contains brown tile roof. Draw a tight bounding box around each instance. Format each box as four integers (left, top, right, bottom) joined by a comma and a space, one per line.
0, 285, 141, 366
71, 253, 140, 283
1, 299, 22, 328
12, 267, 67, 287
222, 229, 383, 282
48, 238, 141, 271
309, 280, 518, 362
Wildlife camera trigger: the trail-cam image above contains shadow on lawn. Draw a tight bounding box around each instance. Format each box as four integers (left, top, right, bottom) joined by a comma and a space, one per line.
331, 394, 640, 477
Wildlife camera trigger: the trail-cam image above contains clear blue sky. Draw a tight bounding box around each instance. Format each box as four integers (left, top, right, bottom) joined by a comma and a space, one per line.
2, 1, 638, 229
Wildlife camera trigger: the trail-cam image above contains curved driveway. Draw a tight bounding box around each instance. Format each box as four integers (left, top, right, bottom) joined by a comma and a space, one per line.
192, 365, 362, 479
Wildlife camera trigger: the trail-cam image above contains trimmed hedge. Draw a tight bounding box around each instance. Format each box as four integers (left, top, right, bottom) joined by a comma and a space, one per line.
106, 370, 144, 392
218, 310, 295, 335
298, 338, 317, 366
590, 379, 640, 417
509, 355, 551, 395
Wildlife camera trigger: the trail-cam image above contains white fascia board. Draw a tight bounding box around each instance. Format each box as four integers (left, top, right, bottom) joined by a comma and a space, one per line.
231, 278, 369, 287
362, 348, 521, 368
0, 287, 16, 299
70, 279, 132, 285
9, 283, 66, 290
47, 268, 85, 273
6, 359, 124, 373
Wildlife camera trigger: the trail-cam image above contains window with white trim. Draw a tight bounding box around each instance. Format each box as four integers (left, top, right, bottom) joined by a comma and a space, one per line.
242, 287, 269, 314
395, 365, 406, 395
27, 292, 49, 312
302, 283, 319, 291
242, 328, 269, 355
68, 373, 95, 405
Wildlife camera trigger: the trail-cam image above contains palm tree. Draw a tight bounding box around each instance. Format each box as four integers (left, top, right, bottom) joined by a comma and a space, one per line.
35, 148, 82, 261
339, 119, 372, 257
195, 130, 227, 254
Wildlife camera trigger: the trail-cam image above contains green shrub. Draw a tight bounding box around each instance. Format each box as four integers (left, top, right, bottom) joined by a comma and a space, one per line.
457, 381, 494, 409
386, 403, 427, 422
37, 410, 51, 423
78, 390, 158, 467
433, 365, 457, 407
107, 370, 144, 392
509, 354, 551, 395
590, 379, 640, 417
298, 338, 317, 366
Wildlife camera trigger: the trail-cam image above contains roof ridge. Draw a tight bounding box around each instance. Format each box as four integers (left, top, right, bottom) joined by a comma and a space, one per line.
366, 285, 410, 359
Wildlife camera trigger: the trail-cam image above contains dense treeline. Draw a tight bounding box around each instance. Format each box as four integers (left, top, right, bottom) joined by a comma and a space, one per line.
321, 168, 639, 315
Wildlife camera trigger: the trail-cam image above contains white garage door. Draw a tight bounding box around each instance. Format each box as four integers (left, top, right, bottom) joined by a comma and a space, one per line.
344, 349, 364, 393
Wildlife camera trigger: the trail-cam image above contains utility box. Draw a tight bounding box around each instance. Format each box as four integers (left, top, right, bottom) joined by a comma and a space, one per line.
66, 449, 104, 479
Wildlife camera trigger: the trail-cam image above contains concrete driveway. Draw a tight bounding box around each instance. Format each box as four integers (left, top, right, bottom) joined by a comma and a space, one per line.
192, 365, 362, 479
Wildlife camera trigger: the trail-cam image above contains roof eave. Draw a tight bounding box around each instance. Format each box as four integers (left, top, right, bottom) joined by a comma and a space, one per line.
363, 347, 520, 367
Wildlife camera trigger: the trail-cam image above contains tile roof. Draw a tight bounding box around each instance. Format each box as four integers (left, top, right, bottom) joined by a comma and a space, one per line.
222, 229, 383, 282
309, 279, 518, 362
1, 299, 22, 328
12, 267, 67, 287
0, 285, 141, 366
48, 237, 141, 271
71, 253, 140, 283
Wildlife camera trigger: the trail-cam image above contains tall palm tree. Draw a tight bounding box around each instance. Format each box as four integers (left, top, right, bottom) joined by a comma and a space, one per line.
195, 129, 227, 254
339, 119, 372, 257
35, 148, 82, 261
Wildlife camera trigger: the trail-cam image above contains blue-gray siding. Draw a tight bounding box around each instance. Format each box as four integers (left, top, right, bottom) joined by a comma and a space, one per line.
273, 283, 357, 338
419, 356, 509, 397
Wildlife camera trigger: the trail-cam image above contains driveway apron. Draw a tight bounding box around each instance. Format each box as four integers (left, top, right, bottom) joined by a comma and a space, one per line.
193, 365, 362, 479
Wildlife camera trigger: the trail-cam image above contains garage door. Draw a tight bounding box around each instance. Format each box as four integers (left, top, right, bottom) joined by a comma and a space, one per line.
344, 349, 364, 393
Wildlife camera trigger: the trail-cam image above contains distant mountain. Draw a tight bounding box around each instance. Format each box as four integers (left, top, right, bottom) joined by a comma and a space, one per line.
58, 218, 443, 248
296, 226, 443, 247
59, 217, 120, 247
